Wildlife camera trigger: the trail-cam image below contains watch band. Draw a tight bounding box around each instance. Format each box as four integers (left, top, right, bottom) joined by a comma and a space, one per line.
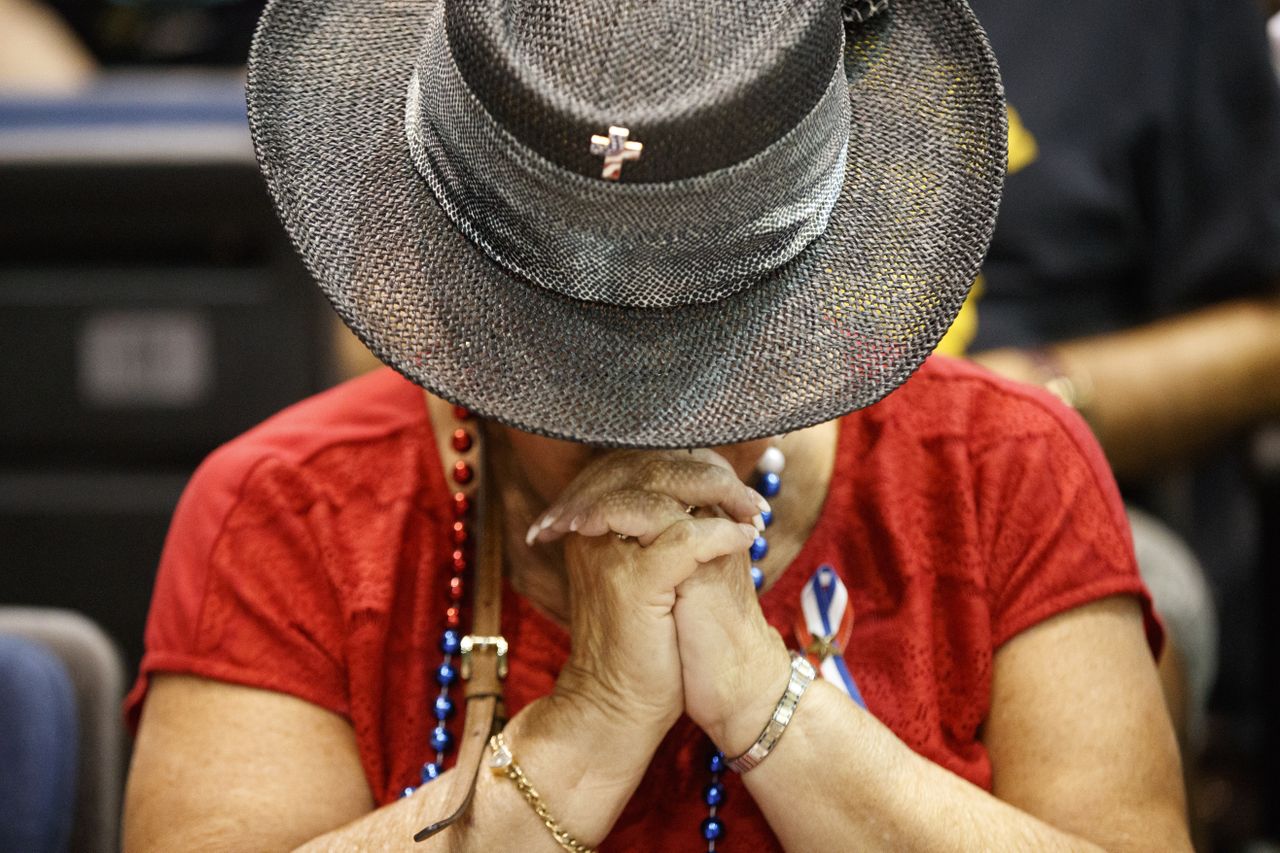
726, 653, 815, 774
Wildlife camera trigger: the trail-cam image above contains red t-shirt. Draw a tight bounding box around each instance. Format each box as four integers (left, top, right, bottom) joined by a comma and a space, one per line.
125, 356, 1159, 851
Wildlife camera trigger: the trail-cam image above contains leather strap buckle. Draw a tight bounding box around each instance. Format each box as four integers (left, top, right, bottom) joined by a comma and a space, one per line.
460, 634, 509, 680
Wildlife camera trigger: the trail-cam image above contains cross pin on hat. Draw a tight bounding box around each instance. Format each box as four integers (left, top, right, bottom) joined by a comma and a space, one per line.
589, 126, 643, 180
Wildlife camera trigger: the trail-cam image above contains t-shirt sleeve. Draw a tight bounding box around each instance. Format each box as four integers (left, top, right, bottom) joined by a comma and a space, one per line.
124, 446, 349, 731
1143, 0, 1280, 309
974, 389, 1164, 654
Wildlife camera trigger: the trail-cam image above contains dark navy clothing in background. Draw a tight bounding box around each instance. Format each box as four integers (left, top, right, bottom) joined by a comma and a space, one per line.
970, 0, 1280, 350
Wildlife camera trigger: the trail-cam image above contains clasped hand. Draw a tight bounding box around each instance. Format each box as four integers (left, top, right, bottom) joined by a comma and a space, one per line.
528, 450, 793, 755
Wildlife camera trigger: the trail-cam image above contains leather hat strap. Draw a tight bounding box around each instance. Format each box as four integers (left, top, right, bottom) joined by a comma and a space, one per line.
415, 396, 507, 843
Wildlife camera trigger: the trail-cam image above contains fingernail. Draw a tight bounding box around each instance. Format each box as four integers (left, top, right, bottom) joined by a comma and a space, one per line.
748, 489, 771, 514
539, 514, 556, 530
752, 514, 765, 532
525, 524, 540, 547
738, 523, 757, 539
568, 515, 581, 532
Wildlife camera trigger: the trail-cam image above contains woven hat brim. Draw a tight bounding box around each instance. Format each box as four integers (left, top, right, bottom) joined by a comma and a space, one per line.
247, 0, 1006, 448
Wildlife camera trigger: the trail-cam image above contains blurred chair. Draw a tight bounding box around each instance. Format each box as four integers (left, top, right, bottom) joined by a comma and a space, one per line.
0, 633, 76, 853
0, 607, 126, 853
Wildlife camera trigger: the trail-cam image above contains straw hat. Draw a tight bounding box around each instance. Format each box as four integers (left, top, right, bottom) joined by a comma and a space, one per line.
247, 0, 1006, 447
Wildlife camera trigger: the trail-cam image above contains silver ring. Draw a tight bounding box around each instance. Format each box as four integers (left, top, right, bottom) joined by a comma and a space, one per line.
684, 505, 697, 514
615, 532, 630, 541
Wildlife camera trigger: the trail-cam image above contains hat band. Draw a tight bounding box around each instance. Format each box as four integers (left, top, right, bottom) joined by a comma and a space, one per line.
405, 8, 850, 309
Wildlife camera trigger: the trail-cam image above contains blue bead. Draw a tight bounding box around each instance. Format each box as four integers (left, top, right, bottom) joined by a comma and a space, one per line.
760, 508, 773, 527
436, 662, 457, 686
700, 817, 725, 841
440, 629, 462, 655
420, 762, 442, 784
400, 786, 416, 799
707, 751, 725, 774
750, 566, 765, 591
750, 535, 768, 561
429, 725, 454, 753
703, 782, 725, 807
433, 695, 456, 720
757, 471, 781, 498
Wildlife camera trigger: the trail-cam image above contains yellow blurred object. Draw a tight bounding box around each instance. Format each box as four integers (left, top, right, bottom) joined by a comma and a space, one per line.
934, 276, 983, 357
1006, 105, 1038, 175
333, 316, 385, 380
936, 105, 1038, 357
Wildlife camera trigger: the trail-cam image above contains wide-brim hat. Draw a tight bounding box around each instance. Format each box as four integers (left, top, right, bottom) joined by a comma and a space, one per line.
247, 0, 1006, 448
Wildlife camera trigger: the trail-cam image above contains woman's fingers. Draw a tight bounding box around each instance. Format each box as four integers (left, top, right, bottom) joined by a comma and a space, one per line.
557, 490, 756, 551
567, 490, 691, 546
623, 457, 766, 524
529, 451, 768, 545
568, 514, 755, 596
647, 517, 759, 576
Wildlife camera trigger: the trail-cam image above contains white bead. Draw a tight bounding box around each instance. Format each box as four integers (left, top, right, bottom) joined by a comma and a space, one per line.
757, 446, 786, 475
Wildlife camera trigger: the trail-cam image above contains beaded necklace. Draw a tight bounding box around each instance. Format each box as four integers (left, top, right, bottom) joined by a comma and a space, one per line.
401, 404, 479, 797
402, 419, 860, 853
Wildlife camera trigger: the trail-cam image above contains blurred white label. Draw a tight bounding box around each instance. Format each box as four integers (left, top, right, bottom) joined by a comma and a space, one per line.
78, 311, 212, 407
1271, 12, 1280, 80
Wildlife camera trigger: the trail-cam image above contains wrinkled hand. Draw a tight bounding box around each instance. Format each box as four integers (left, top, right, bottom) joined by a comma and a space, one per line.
528, 449, 767, 545
539, 450, 763, 736
673, 547, 791, 755
536, 450, 791, 754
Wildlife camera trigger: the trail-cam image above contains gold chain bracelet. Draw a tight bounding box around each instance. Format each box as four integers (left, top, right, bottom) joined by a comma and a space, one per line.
488, 732, 597, 853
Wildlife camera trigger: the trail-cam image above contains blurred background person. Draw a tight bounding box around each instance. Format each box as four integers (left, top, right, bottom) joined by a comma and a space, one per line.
932, 0, 1280, 847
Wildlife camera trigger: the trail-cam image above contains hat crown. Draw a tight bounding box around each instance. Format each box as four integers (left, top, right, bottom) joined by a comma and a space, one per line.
446, 0, 845, 182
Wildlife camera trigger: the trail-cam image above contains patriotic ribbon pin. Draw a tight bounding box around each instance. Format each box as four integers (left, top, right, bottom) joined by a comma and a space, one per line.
794, 564, 866, 709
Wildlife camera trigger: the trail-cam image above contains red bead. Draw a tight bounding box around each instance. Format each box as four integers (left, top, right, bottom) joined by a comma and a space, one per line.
445, 606, 461, 628
452, 492, 471, 517
451, 549, 467, 573
452, 461, 473, 484
452, 429, 473, 453
453, 405, 472, 421
451, 521, 469, 546
449, 576, 465, 600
